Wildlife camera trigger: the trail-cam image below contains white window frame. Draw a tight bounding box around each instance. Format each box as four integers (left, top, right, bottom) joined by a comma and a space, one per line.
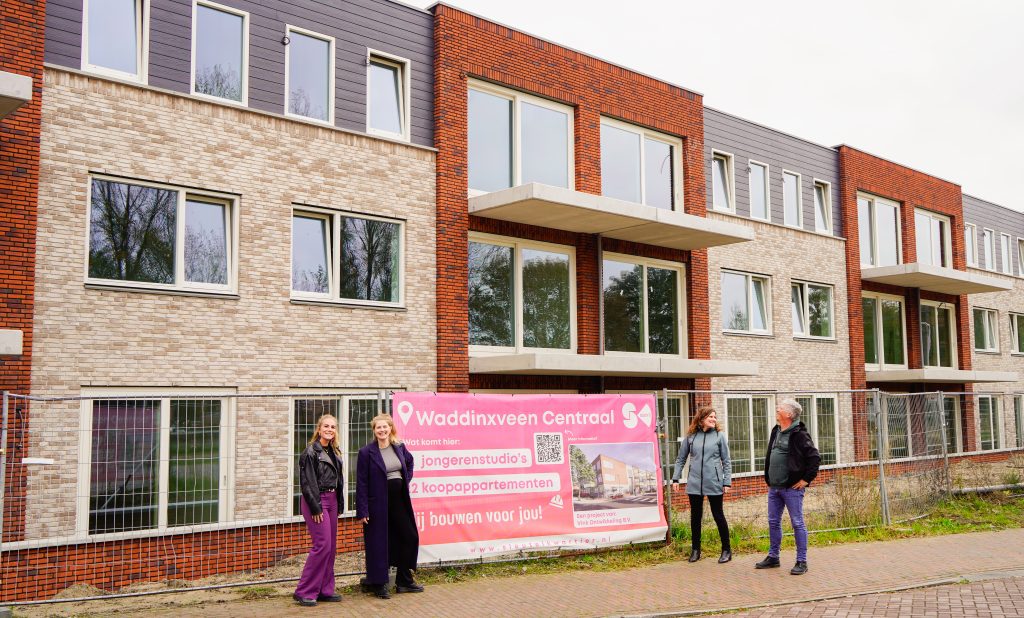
602, 252, 688, 357
190, 0, 250, 106
793, 394, 839, 464
791, 280, 835, 340
973, 307, 999, 353
723, 394, 774, 474
1017, 238, 1024, 277
1009, 312, 1024, 356
366, 49, 412, 141
812, 179, 832, 234
721, 270, 772, 335
81, 0, 150, 83
467, 79, 574, 196
747, 160, 770, 222
913, 208, 952, 268
942, 394, 963, 454
290, 205, 406, 308
84, 175, 239, 295
600, 117, 684, 210
468, 232, 578, 355
983, 228, 996, 271
75, 387, 237, 540
965, 223, 978, 267
282, 25, 335, 126
919, 299, 958, 369
711, 150, 735, 213
977, 394, 1002, 451
858, 193, 903, 267
1000, 233, 1013, 275
782, 169, 802, 229
862, 291, 908, 371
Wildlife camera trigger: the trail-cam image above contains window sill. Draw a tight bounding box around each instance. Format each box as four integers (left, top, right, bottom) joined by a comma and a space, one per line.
974, 350, 1002, 356
84, 282, 239, 300
722, 330, 774, 339
793, 335, 837, 343
290, 298, 406, 312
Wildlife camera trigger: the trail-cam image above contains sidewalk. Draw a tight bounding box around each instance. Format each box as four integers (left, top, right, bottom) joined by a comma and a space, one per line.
120, 528, 1024, 617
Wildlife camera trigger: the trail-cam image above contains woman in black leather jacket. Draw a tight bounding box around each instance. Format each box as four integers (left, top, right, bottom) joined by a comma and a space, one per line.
293, 415, 345, 607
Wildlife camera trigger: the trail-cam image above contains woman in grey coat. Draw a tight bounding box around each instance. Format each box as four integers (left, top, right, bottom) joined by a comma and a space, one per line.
672, 406, 732, 563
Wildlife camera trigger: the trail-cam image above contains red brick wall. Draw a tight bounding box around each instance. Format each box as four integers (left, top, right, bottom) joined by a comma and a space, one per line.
434, 5, 707, 392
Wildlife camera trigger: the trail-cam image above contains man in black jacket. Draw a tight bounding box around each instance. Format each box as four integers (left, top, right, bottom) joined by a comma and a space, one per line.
754, 398, 820, 575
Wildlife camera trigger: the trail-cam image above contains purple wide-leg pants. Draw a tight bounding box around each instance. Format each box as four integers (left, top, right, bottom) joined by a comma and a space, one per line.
295, 491, 338, 600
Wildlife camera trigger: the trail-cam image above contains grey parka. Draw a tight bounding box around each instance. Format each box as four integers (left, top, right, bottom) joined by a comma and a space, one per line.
671, 428, 732, 496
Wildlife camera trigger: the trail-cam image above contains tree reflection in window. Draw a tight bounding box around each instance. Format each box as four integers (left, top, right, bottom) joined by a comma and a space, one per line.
89, 179, 176, 284
603, 261, 643, 352
469, 242, 514, 346
338, 216, 399, 302
522, 249, 570, 349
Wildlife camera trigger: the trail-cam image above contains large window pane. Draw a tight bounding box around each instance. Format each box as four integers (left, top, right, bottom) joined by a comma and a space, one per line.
921, 305, 937, 366
726, 399, 751, 474
1015, 396, 1024, 448
783, 172, 799, 227
881, 299, 904, 365
808, 285, 832, 338
644, 138, 673, 209
194, 4, 245, 102
468, 89, 512, 192
293, 400, 335, 515
90, 400, 160, 534
86, 0, 139, 75
721, 272, 748, 331
469, 242, 514, 347
863, 297, 878, 364
522, 249, 570, 349
752, 398, 770, 472
338, 216, 400, 302
817, 397, 837, 465
750, 163, 768, 220
876, 200, 900, 266
858, 197, 874, 265
601, 123, 641, 203
292, 215, 329, 294
184, 199, 228, 285
521, 102, 569, 188
712, 156, 731, 210
89, 180, 177, 284
368, 60, 402, 134
937, 306, 953, 367
944, 397, 959, 454
647, 267, 679, 354
603, 260, 643, 352
289, 32, 331, 122
168, 400, 220, 527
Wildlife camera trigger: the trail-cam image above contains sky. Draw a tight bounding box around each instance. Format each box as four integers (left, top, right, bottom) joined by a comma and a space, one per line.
408, 0, 1024, 211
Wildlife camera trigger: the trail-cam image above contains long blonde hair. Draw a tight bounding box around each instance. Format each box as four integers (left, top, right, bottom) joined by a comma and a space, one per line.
687, 406, 722, 435
371, 413, 401, 445
308, 414, 341, 453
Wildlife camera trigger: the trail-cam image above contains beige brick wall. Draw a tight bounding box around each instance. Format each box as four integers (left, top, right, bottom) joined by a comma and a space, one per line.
24, 68, 437, 540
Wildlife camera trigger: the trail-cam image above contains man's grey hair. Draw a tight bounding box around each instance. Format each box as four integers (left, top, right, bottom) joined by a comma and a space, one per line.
779, 398, 802, 422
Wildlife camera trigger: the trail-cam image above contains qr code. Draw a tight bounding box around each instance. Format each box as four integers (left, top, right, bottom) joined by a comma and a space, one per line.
534, 433, 564, 464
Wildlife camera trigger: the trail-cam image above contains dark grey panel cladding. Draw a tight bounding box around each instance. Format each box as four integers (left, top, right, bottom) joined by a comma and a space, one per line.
963, 194, 1024, 274
44, 0, 434, 147
704, 108, 841, 237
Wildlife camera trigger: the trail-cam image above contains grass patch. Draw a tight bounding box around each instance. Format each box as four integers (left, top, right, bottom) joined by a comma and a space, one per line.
237, 586, 279, 601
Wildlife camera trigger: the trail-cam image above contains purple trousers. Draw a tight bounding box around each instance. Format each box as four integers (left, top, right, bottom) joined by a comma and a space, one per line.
295, 491, 338, 600
767, 486, 808, 562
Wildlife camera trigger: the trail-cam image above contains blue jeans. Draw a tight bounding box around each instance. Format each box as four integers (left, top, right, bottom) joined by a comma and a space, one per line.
767, 486, 807, 562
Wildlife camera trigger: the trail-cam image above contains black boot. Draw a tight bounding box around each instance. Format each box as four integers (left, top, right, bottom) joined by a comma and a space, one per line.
688, 549, 701, 562
718, 549, 732, 563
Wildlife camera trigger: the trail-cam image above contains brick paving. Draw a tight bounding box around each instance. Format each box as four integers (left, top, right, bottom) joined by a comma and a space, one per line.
111, 528, 1024, 617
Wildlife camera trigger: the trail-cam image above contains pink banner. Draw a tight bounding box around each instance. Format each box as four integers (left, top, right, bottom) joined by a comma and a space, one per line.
392, 393, 667, 562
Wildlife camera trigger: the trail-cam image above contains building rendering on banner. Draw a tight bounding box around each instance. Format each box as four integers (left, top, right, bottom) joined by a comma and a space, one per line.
1, 0, 1023, 601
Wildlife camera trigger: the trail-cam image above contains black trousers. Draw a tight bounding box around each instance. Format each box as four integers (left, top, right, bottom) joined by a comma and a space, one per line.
387, 478, 419, 587
688, 493, 730, 552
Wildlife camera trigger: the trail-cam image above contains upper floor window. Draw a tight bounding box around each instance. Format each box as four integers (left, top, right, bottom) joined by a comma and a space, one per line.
862, 292, 906, 370
782, 170, 801, 228
711, 151, 734, 212
1010, 313, 1024, 355
791, 281, 833, 339
973, 307, 999, 352
965, 223, 978, 267
367, 52, 410, 140
1000, 233, 1013, 274
721, 270, 770, 334
813, 180, 832, 233
285, 27, 334, 124
87, 177, 236, 293
82, 0, 145, 81
858, 194, 901, 267
602, 254, 686, 355
468, 82, 572, 194
914, 209, 951, 267
600, 119, 681, 210
192, 1, 248, 104
748, 161, 769, 221
982, 229, 996, 271
1018, 239, 1024, 277
920, 301, 956, 368
469, 234, 575, 351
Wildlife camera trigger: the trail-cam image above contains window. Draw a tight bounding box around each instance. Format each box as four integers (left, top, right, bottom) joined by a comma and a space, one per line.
285, 27, 334, 124
192, 1, 248, 104
943, 395, 962, 454
367, 51, 410, 140
468, 81, 572, 193
914, 209, 951, 267
1011, 313, 1024, 354
978, 395, 1001, 451
468, 234, 575, 351
813, 180, 831, 233
721, 270, 770, 334
79, 392, 233, 536
602, 254, 686, 355
791, 281, 833, 339
862, 292, 906, 369
1018, 239, 1024, 277
601, 119, 681, 210
711, 151, 735, 212
82, 0, 145, 81
965, 224, 978, 267
782, 171, 801, 228
748, 161, 769, 221
858, 194, 901, 267
1001, 233, 1013, 274
291, 208, 404, 306
793, 395, 838, 465
920, 301, 956, 368
973, 307, 999, 352
1015, 396, 1024, 449
983, 229, 996, 271
725, 395, 772, 473
87, 177, 236, 293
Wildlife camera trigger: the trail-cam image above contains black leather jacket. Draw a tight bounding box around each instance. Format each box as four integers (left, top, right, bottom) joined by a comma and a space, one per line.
299, 440, 344, 516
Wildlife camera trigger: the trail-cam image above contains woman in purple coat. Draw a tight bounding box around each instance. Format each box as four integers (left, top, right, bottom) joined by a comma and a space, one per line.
356, 413, 422, 599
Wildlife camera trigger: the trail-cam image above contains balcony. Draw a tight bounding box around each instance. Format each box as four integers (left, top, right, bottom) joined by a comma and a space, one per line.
469, 352, 758, 379
0, 70, 32, 119
468, 183, 753, 250
866, 368, 1018, 384
860, 262, 1011, 295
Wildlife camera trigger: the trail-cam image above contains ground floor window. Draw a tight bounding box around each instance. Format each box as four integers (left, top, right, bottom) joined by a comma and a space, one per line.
978, 395, 1001, 451
725, 395, 773, 474
794, 395, 838, 464
1015, 396, 1024, 449
867, 394, 911, 460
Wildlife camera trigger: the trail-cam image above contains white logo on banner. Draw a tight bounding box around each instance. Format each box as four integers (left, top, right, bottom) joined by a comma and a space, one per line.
549, 495, 564, 509
622, 402, 653, 429
397, 400, 414, 425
